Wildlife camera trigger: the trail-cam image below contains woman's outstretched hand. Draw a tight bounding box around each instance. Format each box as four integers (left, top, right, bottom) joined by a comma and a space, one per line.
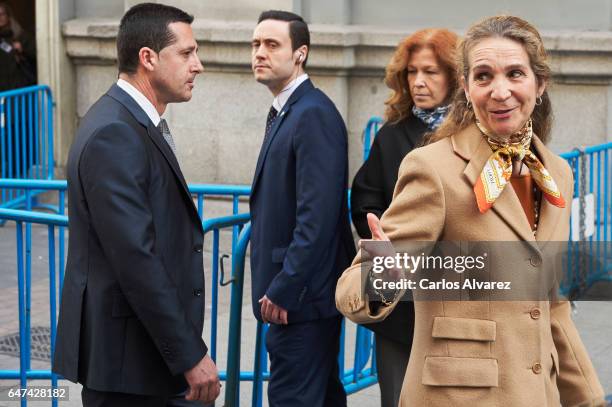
366, 213, 390, 241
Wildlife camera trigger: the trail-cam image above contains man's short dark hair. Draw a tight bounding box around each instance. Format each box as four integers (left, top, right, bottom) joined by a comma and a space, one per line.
258, 10, 310, 68
117, 3, 194, 74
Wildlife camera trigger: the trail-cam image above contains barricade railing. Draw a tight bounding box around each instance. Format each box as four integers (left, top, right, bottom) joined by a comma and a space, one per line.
0, 208, 67, 407
207, 218, 377, 407
0, 181, 378, 406
0, 180, 251, 406
0, 179, 251, 219
560, 143, 612, 297
362, 116, 383, 161
0, 86, 54, 212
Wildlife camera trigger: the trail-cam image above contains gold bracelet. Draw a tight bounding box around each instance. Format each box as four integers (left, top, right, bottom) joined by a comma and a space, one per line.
368, 268, 400, 306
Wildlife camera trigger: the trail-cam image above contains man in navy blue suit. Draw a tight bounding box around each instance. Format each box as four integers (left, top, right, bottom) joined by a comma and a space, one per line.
53, 4, 219, 406
249, 10, 356, 407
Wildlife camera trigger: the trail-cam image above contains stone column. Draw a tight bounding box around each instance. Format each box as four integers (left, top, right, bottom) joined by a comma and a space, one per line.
36, 0, 77, 173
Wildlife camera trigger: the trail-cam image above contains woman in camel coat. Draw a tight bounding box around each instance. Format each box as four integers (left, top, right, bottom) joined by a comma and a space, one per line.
336, 15, 605, 407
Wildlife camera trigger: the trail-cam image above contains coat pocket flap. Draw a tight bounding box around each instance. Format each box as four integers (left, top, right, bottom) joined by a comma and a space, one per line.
422, 356, 499, 387
432, 316, 496, 341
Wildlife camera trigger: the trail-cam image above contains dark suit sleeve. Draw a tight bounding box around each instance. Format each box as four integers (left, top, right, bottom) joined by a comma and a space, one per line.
351, 134, 387, 239
79, 122, 207, 375
265, 105, 348, 311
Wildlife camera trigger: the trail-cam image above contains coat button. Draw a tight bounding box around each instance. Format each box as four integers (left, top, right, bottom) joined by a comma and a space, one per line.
530, 308, 541, 319
194, 244, 203, 253
530, 256, 542, 267
193, 288, 203, 297
532, 362, 542, 374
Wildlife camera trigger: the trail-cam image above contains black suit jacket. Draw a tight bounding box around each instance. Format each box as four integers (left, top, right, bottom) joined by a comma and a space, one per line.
53, 84, 208, 396
350, 114, 427, 346
249, 79, 356, 323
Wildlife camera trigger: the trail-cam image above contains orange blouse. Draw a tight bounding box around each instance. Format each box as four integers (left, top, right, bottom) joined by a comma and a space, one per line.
510, 174, 536, 231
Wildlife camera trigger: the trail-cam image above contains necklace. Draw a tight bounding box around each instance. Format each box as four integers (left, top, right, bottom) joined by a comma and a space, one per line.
533, 185, 541, 235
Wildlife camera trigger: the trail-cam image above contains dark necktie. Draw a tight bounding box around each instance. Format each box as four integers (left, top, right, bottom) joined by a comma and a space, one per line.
157, 119, 178, 156
264, 106, 278, 141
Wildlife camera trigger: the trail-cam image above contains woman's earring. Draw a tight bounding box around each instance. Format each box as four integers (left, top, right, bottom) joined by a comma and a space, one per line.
535, 96, 543, 106
466, 99, 472, 110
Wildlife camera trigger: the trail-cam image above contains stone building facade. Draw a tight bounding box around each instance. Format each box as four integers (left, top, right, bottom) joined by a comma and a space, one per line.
36, 0, 612, 184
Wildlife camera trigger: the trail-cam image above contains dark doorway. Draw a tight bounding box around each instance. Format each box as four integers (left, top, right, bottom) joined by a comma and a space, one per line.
0, 0, 37, 91
7, 0, 35, 35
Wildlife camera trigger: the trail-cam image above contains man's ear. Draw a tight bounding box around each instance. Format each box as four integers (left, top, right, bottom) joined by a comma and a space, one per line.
297, 45, 308, 64
138, 47, 157, 72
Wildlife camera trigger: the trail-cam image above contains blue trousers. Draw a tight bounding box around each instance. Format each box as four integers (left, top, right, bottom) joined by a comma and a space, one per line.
266, 316, 346, 407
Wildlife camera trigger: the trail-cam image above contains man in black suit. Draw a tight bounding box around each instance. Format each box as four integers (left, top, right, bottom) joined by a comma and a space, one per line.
249, 10, 356, 407
53, 4, 220, 406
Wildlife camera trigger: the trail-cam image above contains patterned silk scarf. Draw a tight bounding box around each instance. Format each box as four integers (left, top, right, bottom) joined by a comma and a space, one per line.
474, 118, 565, 213
412, 105, 450, 130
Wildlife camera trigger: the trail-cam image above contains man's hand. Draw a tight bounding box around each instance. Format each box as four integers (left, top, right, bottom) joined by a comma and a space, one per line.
184, 354, 220, 403
259, 295, 288, 325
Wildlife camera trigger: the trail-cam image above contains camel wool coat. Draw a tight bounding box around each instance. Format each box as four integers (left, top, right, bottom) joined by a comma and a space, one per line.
336, 123, 605, 406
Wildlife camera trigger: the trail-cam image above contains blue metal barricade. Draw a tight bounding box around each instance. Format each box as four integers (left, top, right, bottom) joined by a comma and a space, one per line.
0, 180, 378, 406
0, 208, 67, 407
215, 219, 378, 407
560, 143, 612, 296
0, 86, 54, 212
363, 116, 383, 161
0, 181, 254, 406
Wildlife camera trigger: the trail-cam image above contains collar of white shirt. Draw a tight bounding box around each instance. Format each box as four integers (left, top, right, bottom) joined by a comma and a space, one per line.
272, 73, 309, 113
116, 79, 161, 127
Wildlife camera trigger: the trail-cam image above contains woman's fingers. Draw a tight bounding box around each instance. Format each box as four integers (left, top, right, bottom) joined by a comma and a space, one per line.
367, 213, 389, 241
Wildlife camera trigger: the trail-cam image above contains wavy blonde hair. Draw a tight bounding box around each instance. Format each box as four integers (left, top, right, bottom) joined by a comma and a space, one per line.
384, 28, 459, 124
430, 16, 552, 144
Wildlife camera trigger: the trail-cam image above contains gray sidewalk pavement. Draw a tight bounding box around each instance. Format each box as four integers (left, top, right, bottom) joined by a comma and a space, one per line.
0, 219, 610, 406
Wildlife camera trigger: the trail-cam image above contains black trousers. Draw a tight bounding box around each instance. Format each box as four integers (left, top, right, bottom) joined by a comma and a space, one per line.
81, 387, 207, 407
266, 316, 346, 407
375, 333, 410, 407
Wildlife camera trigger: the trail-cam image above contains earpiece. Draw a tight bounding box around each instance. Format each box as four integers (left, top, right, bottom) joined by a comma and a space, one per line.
297, 52, 304, 64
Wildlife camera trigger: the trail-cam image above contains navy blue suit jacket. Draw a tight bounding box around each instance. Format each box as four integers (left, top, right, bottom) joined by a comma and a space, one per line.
249, 79, 356, 323
53, 85, 207, 396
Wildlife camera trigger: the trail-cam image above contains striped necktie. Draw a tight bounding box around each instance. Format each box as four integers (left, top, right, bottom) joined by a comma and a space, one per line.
157, 119, 178, 156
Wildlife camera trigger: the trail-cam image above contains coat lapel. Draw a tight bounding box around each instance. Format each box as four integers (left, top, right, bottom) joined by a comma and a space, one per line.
251, 80, 314, 195
251, 105, 290, 194
454, 124, 537, 244
106, 85, 202, 230
146, 121, 194, 205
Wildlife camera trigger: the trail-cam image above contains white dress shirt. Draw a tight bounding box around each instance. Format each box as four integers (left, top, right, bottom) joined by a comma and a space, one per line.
116, 79, 161, 127
272, 73, 309, 112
